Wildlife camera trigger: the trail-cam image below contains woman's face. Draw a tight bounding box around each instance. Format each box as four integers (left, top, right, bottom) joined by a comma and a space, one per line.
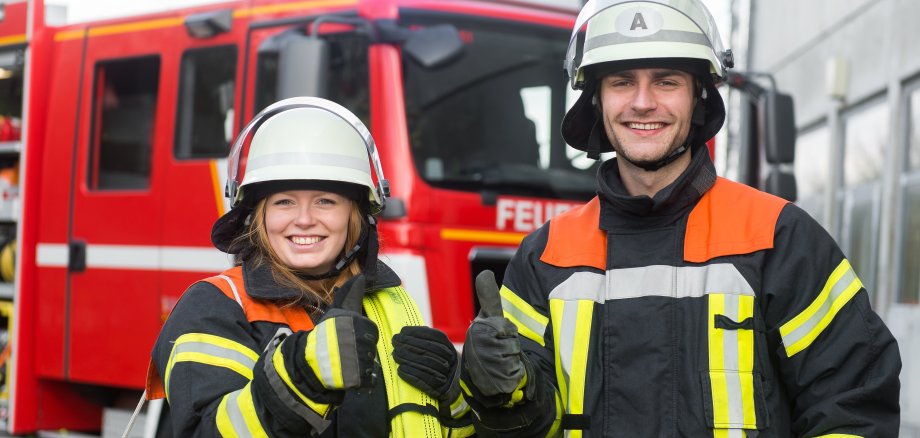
264, 190, 352, 275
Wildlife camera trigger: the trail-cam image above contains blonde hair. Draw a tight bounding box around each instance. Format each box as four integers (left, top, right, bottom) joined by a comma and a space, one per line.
231, 197, 366, 307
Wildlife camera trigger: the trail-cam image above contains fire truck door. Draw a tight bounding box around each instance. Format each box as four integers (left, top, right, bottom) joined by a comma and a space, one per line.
65, 34, 166, 386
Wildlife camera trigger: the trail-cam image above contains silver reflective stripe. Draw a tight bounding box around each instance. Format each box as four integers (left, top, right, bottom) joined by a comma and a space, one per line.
501, 294, 547, 340
314, 322, 335, 387
584, 29, 712, 52
722, 294, 743, 427
246, 151, 369, 174
172, 341, 256, 373
219, 275, 244, 307
549, 264, 755, 302
262, 352, 330, 431
225, 389, 254, 438
782, 268, 858, 349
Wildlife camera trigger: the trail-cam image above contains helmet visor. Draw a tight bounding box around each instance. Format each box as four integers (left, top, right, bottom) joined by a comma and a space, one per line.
564, 0, 729, 89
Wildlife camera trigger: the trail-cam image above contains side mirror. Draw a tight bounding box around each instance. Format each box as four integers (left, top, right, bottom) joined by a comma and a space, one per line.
765, 168, 797, 202
277, 33, 329, 99
764, 90, 796, 164
403, 24, 464, 69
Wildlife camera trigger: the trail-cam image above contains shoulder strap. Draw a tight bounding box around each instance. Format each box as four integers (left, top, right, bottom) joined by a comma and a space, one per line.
362, 286, 443, 437
684, 177, 789, 263
540, 197, 606, 270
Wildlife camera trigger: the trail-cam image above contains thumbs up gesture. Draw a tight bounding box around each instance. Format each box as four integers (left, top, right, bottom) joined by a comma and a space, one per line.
460, 270, 530, 408
305, 274, 379, 391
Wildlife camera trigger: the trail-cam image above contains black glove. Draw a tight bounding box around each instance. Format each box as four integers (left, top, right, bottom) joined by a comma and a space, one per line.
392, 325, 460, 403
303, 274, 379, 394
460, 270, 532, 409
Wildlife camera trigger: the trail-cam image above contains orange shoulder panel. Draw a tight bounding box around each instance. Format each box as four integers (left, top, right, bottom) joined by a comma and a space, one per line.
204, 267, 315, 332
540, 197, 606, 271
684, 177, 789, 263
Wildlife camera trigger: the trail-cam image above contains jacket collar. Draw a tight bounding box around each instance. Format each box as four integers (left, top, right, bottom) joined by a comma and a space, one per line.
241, 260, 402, 301
596, 144, 717, 230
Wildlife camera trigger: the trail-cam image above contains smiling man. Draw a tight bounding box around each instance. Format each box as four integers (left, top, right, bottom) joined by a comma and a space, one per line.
458, 0, 901, 437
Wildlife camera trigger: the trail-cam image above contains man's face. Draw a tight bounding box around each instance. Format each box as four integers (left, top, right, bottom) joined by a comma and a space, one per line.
598, 68, 696, 168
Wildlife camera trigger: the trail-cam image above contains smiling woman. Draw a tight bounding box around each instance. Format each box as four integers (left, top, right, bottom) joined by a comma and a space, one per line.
146, 97, 475, 437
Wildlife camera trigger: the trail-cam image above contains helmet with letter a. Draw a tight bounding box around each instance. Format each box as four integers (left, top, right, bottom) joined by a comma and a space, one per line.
561, 0, 734, 161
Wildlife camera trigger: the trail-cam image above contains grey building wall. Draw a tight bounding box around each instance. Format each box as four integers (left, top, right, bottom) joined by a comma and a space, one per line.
750, 0, 920, 125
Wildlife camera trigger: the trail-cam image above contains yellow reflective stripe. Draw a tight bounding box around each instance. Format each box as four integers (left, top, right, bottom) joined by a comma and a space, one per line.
501, 285, 548, 347
215, 384, 268, 438
164, 333, 258, 401
304, 324, 323, 385
459, 378, 473, 398
737, 295, 756, 427
363, 286, 441, 437
708, 294, 758, 429
216, 394, 235, 437
326, 319, 344, 388
713, 429, 746, 438
780, 259, 863, 357
708, 294, 729, 426
550, 298, 594, 438
236, 382, 269, 438
271, 345, 330, 416
544, 389, 564, 438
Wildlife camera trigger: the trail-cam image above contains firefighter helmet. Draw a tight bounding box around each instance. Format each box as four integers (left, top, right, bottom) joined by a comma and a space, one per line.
561, 0, 733, 160
213, 97, 389, 254
226, 97, 388, 213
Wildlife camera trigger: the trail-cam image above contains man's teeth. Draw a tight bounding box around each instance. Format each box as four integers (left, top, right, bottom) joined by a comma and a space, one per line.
291, 236, 322, 245
627, 122, 664, 130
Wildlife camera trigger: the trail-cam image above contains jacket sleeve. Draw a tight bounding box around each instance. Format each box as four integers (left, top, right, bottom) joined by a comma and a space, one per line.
761, 204, 901, 437
467, 226, 563, 437
152, 282, 336, 437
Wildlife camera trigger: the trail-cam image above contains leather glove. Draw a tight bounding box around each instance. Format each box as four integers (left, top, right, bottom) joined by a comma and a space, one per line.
303, 274, 379, 394
392, 325, 460, 403
460, 270, 533, 409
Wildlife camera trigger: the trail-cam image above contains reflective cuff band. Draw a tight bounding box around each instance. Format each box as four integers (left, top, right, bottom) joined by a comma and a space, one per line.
550, 298, 594, 438
712, 429, 747, 438
780, 259, 863, 357
500, 285, 548, 347
305, 318, 352, 389
266, 343, 331, 423
165, 333, 258, 401
216, 382, 269, 438
448, 393, 470, 418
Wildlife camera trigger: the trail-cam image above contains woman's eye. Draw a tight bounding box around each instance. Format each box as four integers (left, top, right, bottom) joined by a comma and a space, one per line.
316, 198, 336, 206
273, 198, 294, 206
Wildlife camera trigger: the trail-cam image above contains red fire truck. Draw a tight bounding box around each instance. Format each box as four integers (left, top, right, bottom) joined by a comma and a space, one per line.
0, 0, 598, 434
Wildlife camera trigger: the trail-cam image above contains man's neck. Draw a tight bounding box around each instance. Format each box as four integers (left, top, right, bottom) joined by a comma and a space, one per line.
617, 150, 692, 198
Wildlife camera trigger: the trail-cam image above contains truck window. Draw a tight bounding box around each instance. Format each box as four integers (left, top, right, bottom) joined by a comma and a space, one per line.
88, 56, 159, 190
402, 17, 596, 200
254, 30, 369, 124
175, 45, 237, 159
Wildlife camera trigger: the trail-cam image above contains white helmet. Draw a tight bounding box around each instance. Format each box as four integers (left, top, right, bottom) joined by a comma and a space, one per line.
564, 0, 733, 90
561, 0, 733, 162
213, 97, 389, 255
226, 97, 388, 214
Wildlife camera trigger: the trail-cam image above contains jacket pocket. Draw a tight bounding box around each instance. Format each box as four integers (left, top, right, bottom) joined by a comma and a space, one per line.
701, 293, 771, 431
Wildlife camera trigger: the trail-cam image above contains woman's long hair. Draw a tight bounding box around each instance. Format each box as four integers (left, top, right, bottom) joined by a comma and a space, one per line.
229, 197, 366, 308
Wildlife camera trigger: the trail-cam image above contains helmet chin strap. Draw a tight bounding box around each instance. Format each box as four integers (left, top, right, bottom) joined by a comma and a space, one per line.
299, 215, 378, 282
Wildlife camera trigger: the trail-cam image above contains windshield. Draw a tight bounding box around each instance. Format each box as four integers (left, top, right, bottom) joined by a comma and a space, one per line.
402, 15, 600, 200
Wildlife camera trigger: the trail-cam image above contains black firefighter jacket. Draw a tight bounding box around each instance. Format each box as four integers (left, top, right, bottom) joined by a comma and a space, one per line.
472, 148, 901, 438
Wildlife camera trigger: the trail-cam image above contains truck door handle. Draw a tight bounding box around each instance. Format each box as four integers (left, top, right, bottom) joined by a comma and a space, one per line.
68, 240, 86, 272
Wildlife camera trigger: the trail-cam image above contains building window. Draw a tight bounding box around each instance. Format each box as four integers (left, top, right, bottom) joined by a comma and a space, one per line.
175, 45, 237, 159
794, 125, 830, 222
899, 86, 920, 304
88, 56, 160, 190
840, 100, 888, 296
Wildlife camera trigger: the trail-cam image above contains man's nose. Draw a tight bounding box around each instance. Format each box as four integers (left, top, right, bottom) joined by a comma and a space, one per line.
630, 83, 657, 113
